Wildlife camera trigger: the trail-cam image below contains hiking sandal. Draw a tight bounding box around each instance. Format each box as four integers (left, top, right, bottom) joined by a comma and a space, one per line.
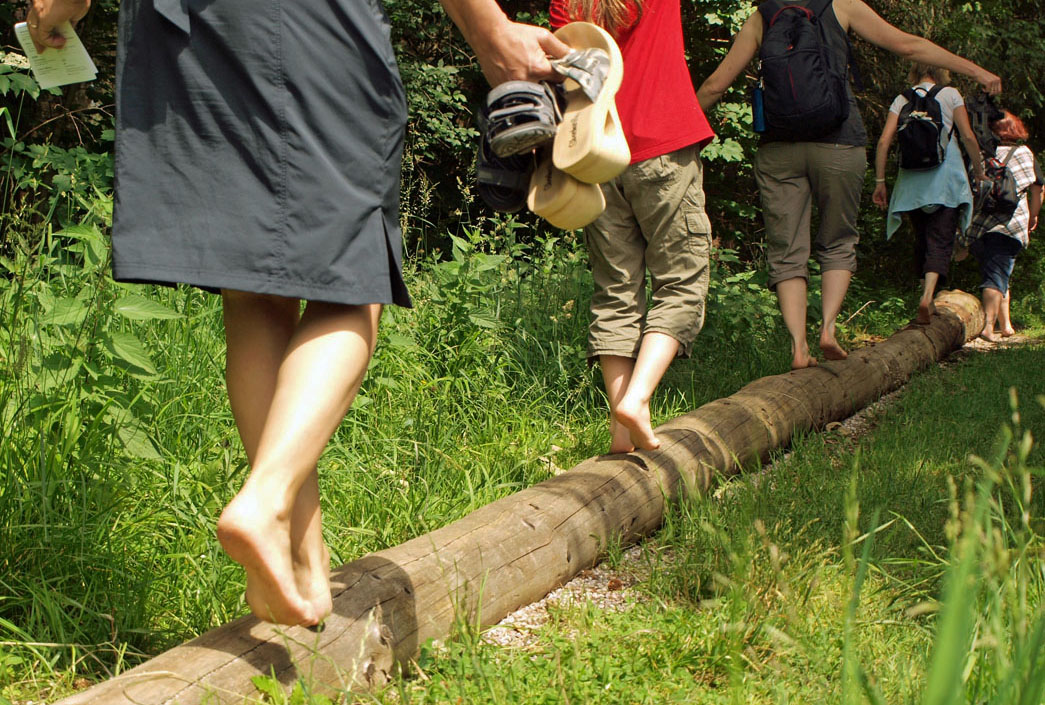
485, 81, 564, 158
550, 22, 630, 185
476, 104, 535, 213
527, 147, 606, 230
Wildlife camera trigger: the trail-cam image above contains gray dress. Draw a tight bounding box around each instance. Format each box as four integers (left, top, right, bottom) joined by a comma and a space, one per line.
112, 0, 411, 307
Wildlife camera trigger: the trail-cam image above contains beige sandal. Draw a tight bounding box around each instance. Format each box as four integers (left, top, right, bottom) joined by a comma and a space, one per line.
551, 22, 630, 184
527, 150, 606, 230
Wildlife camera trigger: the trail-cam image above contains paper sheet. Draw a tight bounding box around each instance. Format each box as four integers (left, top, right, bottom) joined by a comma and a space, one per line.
13, 21, 97, 90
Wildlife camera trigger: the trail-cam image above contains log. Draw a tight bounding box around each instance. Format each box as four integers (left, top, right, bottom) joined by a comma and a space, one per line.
58, 290, 984, 705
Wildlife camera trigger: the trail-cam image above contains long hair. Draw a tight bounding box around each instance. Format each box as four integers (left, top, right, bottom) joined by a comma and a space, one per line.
907, 62, 951, 86
991, 110, 1030, 145
565, 0, 643, 35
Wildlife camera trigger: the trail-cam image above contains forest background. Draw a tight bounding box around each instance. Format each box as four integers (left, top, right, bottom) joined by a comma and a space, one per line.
1, 0, 1044, 296
0, 0, 1044, 701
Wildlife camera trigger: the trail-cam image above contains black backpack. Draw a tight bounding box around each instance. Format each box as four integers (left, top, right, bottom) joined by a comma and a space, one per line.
757, 0, 855, 140
965, 92, 1005, 157
896, 85, 951, 170
962, 147, 1022, 247
978, 147, 1021, 220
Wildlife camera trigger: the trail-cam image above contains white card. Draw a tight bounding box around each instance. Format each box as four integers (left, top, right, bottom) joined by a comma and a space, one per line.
13, 21, 97, 90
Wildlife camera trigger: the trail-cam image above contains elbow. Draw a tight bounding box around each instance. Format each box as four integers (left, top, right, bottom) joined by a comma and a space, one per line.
697, 81, 725, 111
892, 34, 925, 62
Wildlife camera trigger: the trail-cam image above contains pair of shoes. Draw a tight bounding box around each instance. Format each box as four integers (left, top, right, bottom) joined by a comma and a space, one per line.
476, 22, 629, 229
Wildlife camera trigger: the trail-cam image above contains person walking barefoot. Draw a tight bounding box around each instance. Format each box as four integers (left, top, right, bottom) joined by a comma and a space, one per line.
697, 0, 1000, 370
28, 0, 569, 625
550, 0, 716, 453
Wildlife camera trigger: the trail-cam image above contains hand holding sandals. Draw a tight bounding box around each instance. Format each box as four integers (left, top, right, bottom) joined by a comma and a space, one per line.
439, 0, 571, 86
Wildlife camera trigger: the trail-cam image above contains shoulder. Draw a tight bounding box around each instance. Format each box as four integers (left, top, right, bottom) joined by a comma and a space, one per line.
888, 91, 909, 115
938, 86, 963, 103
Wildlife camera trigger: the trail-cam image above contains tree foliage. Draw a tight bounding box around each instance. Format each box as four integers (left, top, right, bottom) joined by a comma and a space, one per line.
2, 0, 1044, 285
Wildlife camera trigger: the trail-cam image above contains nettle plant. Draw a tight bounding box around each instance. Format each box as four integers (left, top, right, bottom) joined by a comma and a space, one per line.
0, 193, 183, 465
1, 51, 115, 242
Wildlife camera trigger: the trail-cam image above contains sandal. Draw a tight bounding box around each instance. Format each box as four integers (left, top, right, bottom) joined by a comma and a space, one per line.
485, 81, 564, 158
476, 104, 534, 213
527, 148, 606, 230
551, 23, 630, 184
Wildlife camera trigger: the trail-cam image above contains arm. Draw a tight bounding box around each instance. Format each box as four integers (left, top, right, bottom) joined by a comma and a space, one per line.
952, 105, 985, 181
872, 111, 899, 210
696, 12, 762, 112
1029, 184, 1042, 233
27, 0, 90, 52
438, 0, 570, 86
836, 0, 1001, 95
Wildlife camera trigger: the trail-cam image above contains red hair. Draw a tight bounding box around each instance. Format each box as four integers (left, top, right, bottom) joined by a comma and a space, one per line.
991, 110, 1029, 144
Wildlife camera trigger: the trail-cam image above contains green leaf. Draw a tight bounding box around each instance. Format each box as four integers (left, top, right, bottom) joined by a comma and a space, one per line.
114, 295, 184, 320
385, 332, 418, 350
40, 296, 90, 326
105, 331, 158, 374
117, 425, 163, 460
250, 674, 284, 701
468, 311, 500, 329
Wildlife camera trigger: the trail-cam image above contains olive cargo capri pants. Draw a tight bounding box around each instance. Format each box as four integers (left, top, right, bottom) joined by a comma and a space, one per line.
583, 144, 712, 359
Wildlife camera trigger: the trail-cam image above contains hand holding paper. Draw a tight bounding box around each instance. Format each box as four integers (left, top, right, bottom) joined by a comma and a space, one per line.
14, 21, 97, 89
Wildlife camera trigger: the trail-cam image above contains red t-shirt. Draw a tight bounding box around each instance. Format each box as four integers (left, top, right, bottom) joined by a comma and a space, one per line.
550, 0, 715, 163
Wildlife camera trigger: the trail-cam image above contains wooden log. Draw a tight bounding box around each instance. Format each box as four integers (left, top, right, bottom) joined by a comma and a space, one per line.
58, 290, 984, 705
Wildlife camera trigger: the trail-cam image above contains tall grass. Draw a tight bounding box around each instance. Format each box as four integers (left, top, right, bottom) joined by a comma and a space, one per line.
376, 351, 1044, 704
5, 201, 1036, 703
0, 209, 788, 699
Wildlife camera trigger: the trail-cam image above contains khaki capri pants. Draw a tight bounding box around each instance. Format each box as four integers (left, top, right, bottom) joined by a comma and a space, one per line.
583, 143, 712, 359
753, 142, 866, 289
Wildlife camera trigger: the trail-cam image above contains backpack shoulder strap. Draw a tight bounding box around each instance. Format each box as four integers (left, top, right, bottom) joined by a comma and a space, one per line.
805, 0, 832, 18
757, 0, 787, 26
901, 87, 916, 103
1000, 146, 1017, 167
927, 85, 944, 100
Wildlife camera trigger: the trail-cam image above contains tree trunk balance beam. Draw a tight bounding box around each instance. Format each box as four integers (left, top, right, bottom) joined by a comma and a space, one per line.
59, 290, 984, 705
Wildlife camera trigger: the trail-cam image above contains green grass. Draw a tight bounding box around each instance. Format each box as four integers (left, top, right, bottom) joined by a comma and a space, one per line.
376, 341, 1045, 705
0, 217, 1042, 704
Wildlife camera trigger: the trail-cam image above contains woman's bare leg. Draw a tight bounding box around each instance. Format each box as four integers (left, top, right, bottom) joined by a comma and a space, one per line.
600, 355, 636, 454
917, 272, 940, 324
218, 292, 380, 624
776, 277, 817, 369
980, 287, 1002, 342
819, 269, 850, 360
615, 332, 679, 451
999, 290, 1014, 336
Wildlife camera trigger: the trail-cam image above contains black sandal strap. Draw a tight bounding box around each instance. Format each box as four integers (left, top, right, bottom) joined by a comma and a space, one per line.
550, 48, 609, 103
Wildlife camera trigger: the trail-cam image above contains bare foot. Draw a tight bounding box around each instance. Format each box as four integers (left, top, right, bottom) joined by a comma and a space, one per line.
791, 355, 818, 370
608, 418, 635, 454
295, 543, 332, 623
1001, 327, 1015, 337
819, 333, 847, 361
916, 299, 936, 325
217, 493, 317, 626
980, 331, 1000, 343
615, 395, 660, 451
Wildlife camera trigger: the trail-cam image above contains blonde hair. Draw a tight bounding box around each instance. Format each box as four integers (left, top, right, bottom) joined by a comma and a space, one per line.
565, 0, 643, 35
907, 63, 951, 86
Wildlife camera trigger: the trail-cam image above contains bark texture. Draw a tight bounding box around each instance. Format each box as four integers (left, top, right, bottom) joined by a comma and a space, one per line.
57, 291, 984, 705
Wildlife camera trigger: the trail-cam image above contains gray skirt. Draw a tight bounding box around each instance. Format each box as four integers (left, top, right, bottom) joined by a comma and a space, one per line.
112, 0, 411, 307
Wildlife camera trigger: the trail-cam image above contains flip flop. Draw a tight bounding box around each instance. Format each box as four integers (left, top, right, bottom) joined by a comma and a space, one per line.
485, 81, 564, 158
527, 149, 606, 230
550, 22, 630, 184
476, 104, 534, 213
